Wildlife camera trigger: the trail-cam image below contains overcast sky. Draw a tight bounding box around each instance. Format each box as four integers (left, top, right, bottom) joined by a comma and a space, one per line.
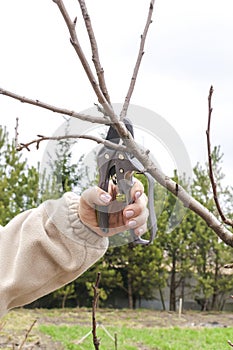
0, 0, 232, 183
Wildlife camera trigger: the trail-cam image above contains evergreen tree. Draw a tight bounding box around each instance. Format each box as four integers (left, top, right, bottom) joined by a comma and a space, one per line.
0, 126, 39, 226
191, 146, 233, 310
42, 120, 84, 200
156, 171, 194, 311
41, 120, 86, 307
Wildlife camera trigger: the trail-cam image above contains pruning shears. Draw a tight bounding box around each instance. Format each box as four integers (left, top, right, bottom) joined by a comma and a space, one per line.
95, 118, 157, 245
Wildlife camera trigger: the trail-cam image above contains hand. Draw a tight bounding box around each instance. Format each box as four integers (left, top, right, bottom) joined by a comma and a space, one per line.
79, 179, 149, 237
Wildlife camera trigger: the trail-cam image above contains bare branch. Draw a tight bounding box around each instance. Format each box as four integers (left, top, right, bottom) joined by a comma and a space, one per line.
52, 0, 130, 138
14, 117, 19, 147
1, 3, 233, 249
0, 88, 109, 125
18, 319, 37, 350
206, 86, 233, 227
120, 0, 155, 120
119, 131, 233, 247
92, 272, 101, 349
16, 133, 128, 152
53, 0, 108, 107
228, 340, 233, 348
77, 0, 111, 104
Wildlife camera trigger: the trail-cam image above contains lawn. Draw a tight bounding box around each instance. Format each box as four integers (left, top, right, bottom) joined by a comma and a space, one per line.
1, 308, 233, 349
39, 324, 233, 349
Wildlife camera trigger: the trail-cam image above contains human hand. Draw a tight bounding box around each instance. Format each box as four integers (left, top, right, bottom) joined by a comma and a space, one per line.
79, 179, 149, 237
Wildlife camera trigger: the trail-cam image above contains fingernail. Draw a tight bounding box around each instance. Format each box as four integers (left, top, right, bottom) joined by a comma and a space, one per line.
137, 228, 143, 236
128, 220, 136, 228
135, 191, 141, 200
100, 193, 111, 204
125, 210, 134, 218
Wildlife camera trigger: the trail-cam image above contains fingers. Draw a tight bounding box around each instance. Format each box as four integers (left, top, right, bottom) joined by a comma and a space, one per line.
123, 194, 149, 236
130, 177, 144, 201
79, 179, 149, 238
80, 186, 112, 209
79, 186, 112, 236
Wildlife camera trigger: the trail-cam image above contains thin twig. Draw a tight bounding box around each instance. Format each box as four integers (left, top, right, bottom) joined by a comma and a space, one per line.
206, 85, 233, 227
16, 133, 127, 152
1, 2, 233, 249
77, 0, 111, 104
120, 0, 155, 120
53, 0, 108, 107
92, 272, 101, 350
228, 340, 233, 348
114, 333, 118, 350
18, 319, 37, 350
52, 0, 129, 138
0, 88, 109, 125
0, 321, 6, 331
14, 117, 19, 147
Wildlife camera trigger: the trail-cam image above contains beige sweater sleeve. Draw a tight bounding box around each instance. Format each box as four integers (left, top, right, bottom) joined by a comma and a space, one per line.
0, 192, 108, 317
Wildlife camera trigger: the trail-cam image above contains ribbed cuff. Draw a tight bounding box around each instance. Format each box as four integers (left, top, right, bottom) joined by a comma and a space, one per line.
43, 192, 109, 250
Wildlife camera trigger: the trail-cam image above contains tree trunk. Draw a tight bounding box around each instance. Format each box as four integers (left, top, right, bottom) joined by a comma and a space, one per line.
169, 255, 176, 311
180, 277, 185, 305
62, 294, 67, 309
159, 287, 166, 311
211, 257, 219, 310
128, 274, 133, 309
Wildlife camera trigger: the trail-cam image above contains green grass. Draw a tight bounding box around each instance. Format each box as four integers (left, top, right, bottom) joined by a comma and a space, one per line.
40, 324, 233, 350
2, 309, 233, 349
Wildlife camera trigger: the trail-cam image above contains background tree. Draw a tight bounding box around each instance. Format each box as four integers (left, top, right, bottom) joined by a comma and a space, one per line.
0, 126, 39, 226
191, 146, 233, 311
156, 171, 194, 311
41, 118, 85, 200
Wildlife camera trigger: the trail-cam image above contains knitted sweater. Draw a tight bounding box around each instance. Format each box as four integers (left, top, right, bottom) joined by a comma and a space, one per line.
0, 192, 108, 317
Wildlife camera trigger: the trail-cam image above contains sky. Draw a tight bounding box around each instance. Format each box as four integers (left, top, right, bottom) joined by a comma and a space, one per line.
0, 0, 232, 184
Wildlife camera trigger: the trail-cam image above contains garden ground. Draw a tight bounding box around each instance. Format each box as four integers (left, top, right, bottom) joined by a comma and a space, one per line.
1, 308, 233, 349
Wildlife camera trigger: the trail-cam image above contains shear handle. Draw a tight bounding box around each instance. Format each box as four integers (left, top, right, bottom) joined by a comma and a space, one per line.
130, 172, 157, 245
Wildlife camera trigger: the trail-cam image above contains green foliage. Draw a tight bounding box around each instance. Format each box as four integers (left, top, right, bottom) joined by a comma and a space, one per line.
55, 143, 233, 311
41, 118, 86, 201
191, 146, 233, 310
0, 126, 39, 225
2, 120, 232, 312
41, 120, 86, 303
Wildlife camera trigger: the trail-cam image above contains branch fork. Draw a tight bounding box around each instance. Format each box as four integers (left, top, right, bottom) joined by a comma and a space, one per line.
1, 1, 233, 247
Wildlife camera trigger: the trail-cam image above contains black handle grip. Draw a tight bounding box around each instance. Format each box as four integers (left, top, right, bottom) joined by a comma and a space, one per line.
96, 205, 110, 234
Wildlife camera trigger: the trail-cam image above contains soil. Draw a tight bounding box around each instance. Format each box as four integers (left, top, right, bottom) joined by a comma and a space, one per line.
1, 308, 233, 349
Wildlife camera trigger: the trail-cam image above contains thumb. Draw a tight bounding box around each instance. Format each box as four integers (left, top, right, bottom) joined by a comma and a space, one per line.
81, 186, 112, 209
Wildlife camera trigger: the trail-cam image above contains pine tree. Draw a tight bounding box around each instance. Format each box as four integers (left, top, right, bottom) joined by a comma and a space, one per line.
191, 146, 233, 311
0, 126, 39, 226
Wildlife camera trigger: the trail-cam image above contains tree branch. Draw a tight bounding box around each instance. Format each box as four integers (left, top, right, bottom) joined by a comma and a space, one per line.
53, 0, 109, 108
120, 0, 155, 120
92, 272, 101, 350
53, 0, 132, 141
0, 88, 109, 125
118, 130, 233, 247
206, 86, 233, 227
18, 319, 37, 350
1, 3, 233, 249
16, 133, 128, 152
14, 117, 19, 147
77, 0, 111, 105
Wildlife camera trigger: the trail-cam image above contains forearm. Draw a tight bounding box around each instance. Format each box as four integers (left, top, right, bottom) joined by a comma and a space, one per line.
0, 192, 108, 317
